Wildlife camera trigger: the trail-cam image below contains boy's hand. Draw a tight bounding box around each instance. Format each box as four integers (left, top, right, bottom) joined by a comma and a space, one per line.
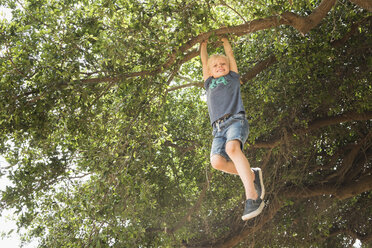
221, 37, 231, 45
220, 36, 228, 42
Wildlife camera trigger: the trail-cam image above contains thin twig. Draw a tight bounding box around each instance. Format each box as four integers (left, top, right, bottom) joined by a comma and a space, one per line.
219, 0, 247, 23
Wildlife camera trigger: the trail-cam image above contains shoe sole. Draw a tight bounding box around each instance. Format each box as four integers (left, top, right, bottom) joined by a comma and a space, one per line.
253, 167, 265, 200
241, 201, 265, 221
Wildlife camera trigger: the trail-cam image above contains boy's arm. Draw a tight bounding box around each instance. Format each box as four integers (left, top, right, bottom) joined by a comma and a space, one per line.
221, 37, 238, 73
200, 40, 210, 81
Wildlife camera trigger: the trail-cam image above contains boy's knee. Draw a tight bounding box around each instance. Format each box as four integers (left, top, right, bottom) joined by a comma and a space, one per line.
210, 155, 227, 171
225, 140, 241, 156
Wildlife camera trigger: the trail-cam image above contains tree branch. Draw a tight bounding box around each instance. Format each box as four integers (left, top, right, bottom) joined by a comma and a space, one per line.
61, 0, 338, 88
241, 55, 277, 83
318, 227, 372, 244
282, 0, 337, 35
252, 111, 372, 149
349, 0, 372, 11
166, 82, 203, 92
281, 174, 372, 200
169, 0, 337, 70
331, 16, 372, 48
219, 0, 247, 23
167, 75, 203, 92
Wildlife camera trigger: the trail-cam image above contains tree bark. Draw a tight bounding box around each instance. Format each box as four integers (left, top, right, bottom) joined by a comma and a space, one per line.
349, 0, 372, 11
281, 174, 372, 200
241, 55, 277, 83
252, 111, 372, 149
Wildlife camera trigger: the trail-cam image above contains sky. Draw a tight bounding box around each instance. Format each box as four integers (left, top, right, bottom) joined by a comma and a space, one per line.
0, 6, 12, 21
1, 155, 39, 248
0, 156, 24, 248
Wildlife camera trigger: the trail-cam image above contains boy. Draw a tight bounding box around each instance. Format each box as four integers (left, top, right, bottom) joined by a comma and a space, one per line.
200, 37, 265, 221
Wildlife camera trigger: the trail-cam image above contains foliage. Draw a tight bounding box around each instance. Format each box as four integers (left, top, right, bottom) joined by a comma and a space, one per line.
0, 0, 371, 247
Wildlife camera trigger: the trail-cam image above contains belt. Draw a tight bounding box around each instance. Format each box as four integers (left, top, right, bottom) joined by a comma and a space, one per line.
212, 114, 232, 131
215, 114, 231, 125
212, 112, 245, 130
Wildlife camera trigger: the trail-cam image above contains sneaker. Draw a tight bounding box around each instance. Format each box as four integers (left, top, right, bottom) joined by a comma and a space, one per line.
242, 198, 265, 221
252, 167, 265, 200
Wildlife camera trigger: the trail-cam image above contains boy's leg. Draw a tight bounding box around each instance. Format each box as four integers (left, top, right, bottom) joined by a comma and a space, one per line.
211, 153, 265, 199
225, 140, 257, 200
210, 140, 265, 220
225, 140, 265, 220
210, 154, 239, 175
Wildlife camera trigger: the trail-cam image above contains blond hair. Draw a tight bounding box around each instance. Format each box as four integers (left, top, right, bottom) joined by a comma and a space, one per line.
207, 54, 230, 70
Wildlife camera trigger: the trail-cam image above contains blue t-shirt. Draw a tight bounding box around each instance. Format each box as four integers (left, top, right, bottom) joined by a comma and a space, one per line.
204, 71, 245, 125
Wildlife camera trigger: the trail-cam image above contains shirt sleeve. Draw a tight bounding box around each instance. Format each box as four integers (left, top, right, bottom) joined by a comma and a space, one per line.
229, 71, 240, 80
204, 76, 213, 90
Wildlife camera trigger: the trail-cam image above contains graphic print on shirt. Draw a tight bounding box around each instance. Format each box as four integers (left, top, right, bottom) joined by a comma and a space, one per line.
209, 76, 229, 89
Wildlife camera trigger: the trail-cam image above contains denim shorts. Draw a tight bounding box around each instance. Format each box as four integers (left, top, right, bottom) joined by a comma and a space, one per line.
210, 113, 249, 161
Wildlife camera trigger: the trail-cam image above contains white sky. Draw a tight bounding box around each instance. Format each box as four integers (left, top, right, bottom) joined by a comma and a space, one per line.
0, 6, 12, 21
0, 156, 23, 248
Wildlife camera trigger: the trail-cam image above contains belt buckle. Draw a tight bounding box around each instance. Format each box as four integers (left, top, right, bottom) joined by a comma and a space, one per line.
221, 114, 230, 122
214, 114, 231, 128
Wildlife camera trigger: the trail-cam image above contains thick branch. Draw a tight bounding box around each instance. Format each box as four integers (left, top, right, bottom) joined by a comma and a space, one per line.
282, 174, 372, 200
282, 0, 337, 34
337, 132, 372, 183
166, 82, 203, 92
169, 0, 337, 71
66, 0, 338, 87
331, 16, 372, 48
166, 75, 203, 92
252, 111, 372, 149
78, 70, 155, 84
320, 227, 372, 244
241, 55, 277, 83
336, 174, 372, 200
306, 112, 372, 132
349, 0, 372, 11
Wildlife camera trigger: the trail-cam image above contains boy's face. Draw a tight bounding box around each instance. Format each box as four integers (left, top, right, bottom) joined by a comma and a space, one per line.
209, 57, 230, 78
